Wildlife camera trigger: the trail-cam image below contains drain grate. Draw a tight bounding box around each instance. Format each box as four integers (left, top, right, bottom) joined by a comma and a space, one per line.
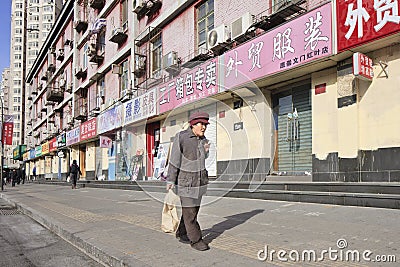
0, 208, 22, 216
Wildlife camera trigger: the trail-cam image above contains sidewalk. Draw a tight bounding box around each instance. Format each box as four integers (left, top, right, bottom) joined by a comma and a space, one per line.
1, 183, 399, 267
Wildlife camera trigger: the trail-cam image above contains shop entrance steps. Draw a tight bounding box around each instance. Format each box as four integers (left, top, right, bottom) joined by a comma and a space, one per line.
36, 179, 400, 209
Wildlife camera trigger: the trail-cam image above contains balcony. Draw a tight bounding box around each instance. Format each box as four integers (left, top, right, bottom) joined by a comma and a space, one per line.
109, 28, 128, 44
89, 0, 105, 10
75, 20, 88, 33
46, 87, 64, 103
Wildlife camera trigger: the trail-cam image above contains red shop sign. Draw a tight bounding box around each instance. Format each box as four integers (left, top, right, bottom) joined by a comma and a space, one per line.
80, 118, 97, 141
353, 52, 374, 81
337, 0, 400, 52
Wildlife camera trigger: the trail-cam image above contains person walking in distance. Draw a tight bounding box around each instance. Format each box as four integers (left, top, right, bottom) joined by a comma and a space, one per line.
166, 111, 211, 251
68, 160, 82, 189
32, 164, 37, 181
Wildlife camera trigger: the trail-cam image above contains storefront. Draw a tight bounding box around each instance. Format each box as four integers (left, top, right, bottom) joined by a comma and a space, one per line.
97, 104, 123, 180
121, 87, 158, 180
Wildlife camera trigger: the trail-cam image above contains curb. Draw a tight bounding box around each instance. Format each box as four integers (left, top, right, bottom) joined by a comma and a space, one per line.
0, 193, 128, 267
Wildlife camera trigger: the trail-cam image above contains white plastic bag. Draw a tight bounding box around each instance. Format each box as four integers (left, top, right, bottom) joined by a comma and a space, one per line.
161, 189, 180, 233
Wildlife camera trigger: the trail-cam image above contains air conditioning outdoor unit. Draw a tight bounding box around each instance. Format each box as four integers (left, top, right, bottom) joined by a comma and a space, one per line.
231, 12, 254, 41
163, 51, 179, 73
87, 43, 97, 57
273, 0, 301, 13
121, 89, 132, 101
207, 24, 230, 50
112, 64, 122, 75
98, 86, 105, 97
133, 0, 145, 14
59, 78, 66, 89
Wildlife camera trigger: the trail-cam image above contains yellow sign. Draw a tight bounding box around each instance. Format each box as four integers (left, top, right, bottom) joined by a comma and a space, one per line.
23, 152, 29, 161
41, 141, 50, 155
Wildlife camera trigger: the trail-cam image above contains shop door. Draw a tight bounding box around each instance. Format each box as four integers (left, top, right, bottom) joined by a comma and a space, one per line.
274, 84, 312, 175
146, 122, 160, 177
79, 146, 86, 178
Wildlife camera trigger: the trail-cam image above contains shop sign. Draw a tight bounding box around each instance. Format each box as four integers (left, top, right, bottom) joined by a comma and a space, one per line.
49, 137, 57, 152
158, 58, 219, 114
41, 141, 50, 155
124, 88, 157, 126
353, 52, 374, 81
97, 104, 123, 134
12, 145, 26, 160
66, 127, 80, 146
29, 149, 35, 160
35, 146, 42, 157
99, 135, 113, 148
1, 115, 14, 145
57, 132, 66, 147
80, 117, 97, 141
337, 0, 400, 52
23, 152, 29, 161
224, 3, 332, 90
57, 150, 65, 158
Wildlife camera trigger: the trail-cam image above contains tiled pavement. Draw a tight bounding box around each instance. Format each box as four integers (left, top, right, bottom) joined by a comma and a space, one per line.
1, 183, 399, 267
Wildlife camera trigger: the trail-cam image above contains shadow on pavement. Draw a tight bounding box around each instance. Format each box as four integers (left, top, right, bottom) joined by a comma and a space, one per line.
203, 209, 264, 244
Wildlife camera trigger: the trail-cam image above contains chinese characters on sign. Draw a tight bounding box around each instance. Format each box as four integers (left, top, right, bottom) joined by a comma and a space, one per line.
337, 0, 400, 51
353, 52, 374, 80
66, 127, 80, 146
124, 88, 157, 126
158, 58, 219, 113
49, 138, 57, 152
80, 118, 97, 141
98, 105, 123, 134
224, 3, 332, 90
1, 115, 14, 145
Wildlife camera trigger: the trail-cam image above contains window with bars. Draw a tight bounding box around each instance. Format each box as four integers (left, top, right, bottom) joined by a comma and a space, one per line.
151, 33, 162, 74
197, 0, 214, 50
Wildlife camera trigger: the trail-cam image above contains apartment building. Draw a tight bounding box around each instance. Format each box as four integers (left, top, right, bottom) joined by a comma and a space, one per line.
23, 0, 400, 183
7, 0, 63, 168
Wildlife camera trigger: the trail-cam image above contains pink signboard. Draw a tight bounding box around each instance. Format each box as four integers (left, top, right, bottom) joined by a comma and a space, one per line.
158, 58, 219, 113
337, 0, 400, 52
66, 127, 80, 146
80, 118, 97, 141
224, 3, 332, 90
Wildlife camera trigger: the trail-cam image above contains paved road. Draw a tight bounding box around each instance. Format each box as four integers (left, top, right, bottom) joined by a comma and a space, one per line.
0, 198, 102, 267
1, 183, 399, 267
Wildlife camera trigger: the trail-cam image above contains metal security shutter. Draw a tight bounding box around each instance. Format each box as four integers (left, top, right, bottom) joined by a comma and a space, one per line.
190, 103, 217, 176
277, 85, 312, 174
292, 85, 312, 172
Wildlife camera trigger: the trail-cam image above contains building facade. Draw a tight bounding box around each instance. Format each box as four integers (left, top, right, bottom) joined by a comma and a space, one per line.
23, 0, 400, 183
7, 0, 64, 168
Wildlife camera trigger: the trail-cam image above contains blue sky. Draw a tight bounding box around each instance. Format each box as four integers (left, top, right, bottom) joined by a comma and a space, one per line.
0, 1, 11, 83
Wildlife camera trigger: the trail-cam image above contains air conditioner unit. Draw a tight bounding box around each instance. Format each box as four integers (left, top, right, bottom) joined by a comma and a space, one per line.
231, 12, 254, 41
98, 86, 105, 97
112, 64, 122, 75
163, 51, 179, 73
121, 89, 132, 101
87, 43, 97, 57
133, 0, 145, 14
59, 78, 66, 89
96, 96, 103, 109
207, 24, 230, 50
273, 0, 302, 13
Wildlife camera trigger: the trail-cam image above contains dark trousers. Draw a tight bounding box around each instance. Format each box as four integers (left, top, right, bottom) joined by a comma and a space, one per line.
177, 197, 202, 243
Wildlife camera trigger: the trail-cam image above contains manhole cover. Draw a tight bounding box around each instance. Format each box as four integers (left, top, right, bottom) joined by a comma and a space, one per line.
0, 208, 22, 216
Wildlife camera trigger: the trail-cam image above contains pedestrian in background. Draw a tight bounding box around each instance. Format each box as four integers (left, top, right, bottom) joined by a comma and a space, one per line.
11, 169, 17, 187
68, 160, 82, 189
166, 111, 211, 251
32, 165, 37, 181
